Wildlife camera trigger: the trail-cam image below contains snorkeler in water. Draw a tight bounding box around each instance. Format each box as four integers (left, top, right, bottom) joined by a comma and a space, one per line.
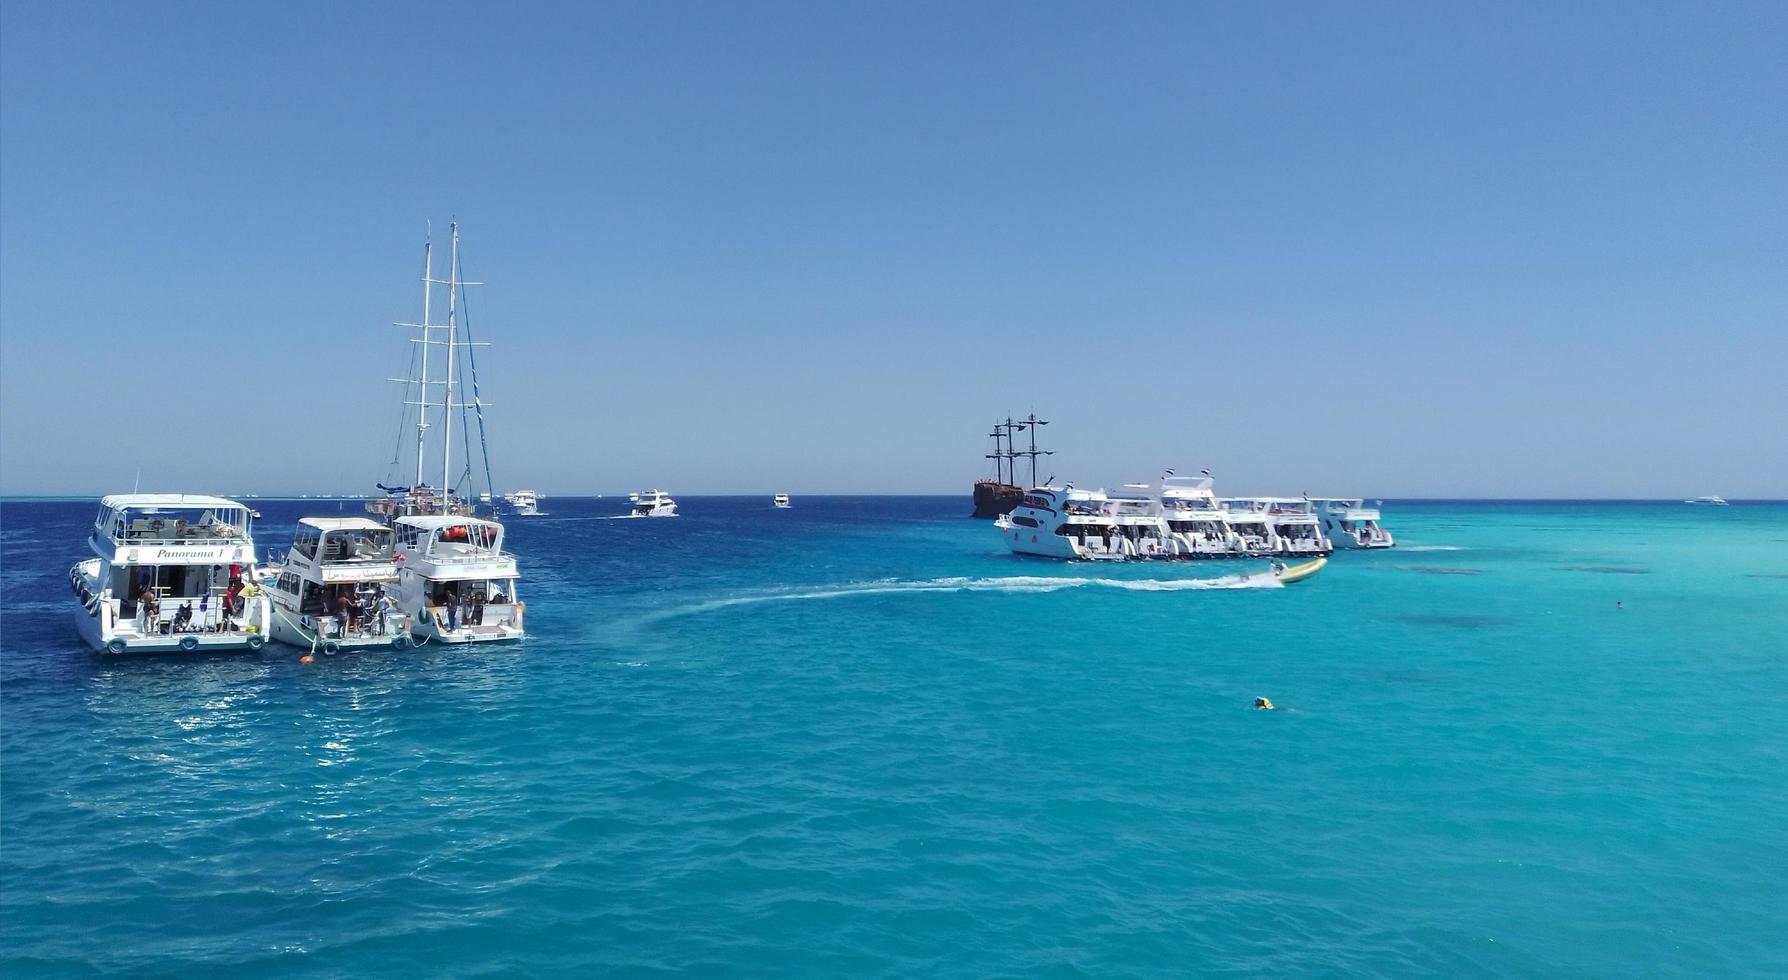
1255, 697, 1275, 711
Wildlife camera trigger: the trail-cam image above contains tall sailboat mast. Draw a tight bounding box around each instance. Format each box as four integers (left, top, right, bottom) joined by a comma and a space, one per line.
441, 222, 460, 495
414, 237, 433, 487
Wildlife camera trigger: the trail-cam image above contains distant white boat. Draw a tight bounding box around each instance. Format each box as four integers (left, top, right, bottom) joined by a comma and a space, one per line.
773, 493, 791, 509
628, 490, 678, 517
1685, 495, 1730, 506
503, 490, 544, 516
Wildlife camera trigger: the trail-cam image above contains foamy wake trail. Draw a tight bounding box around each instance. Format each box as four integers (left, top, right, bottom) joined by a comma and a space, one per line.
643, 573, 1281, 623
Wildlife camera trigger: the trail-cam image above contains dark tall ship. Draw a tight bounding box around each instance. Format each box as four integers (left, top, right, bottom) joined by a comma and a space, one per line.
972, 414, 1052, 518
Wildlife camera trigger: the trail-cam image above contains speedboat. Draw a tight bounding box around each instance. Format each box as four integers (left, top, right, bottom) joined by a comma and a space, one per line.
629, 490, 678, 517
264, 518, 407, 653
773, 493, 791, 509
1685, 495, 1730, 506
391, 515, 524, 644
503, 490, 544, 516
1310, 498, 1393, 549
69, 494, 272, 655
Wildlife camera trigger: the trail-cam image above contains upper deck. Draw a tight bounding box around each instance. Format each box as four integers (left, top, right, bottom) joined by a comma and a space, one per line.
89, 494, 256, 565
393, 515, 518, 580
283, 517, 399, 583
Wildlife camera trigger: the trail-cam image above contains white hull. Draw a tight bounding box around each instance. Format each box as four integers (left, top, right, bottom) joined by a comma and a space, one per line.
72, 559, 271, 655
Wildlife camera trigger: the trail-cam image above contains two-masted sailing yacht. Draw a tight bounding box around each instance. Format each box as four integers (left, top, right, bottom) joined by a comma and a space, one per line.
268, 223, 525, 650
973, 414, 1052, 518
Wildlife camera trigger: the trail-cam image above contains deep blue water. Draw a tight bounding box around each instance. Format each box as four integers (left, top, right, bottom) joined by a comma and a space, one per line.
3, 496, 1786, 977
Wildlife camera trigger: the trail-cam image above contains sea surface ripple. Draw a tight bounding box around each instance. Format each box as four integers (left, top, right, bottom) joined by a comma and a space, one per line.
4, 497, 1786, 977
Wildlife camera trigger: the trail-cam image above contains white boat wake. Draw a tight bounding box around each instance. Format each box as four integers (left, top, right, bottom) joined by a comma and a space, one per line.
639, 572, 1281, 625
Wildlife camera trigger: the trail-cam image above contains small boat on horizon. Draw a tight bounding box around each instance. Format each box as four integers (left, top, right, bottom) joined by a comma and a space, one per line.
503, 490, 544, 516
773, 493, 791, 509
1684, 495, 1730, 506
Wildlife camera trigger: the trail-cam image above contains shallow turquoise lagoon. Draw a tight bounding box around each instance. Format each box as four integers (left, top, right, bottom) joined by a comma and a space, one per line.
3, 498, 1785, 976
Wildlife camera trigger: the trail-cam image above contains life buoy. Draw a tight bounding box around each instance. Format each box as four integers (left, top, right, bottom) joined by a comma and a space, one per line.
321, 639, 341, 655
105, 638, 128, 655
245, 634, 264, 651
391, 635, 413, 651
180, 636, 200, 652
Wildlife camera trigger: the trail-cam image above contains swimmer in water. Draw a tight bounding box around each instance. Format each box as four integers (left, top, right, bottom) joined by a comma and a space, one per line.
1617, 601, 1624, 609
1255, 697, 1275, 711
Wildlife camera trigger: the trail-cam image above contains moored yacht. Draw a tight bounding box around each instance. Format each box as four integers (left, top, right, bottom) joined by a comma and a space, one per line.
69, 494, 271, 655
999, 486, 1169, 560
1256, 498, 1333, 556
392, 515, 524, 644
773, 493, 791, 509
1218, 498, 1280, 555
1156, 474, 1242, 558
629, 490, 678, 517
264, 518, 408, 653
1311, 498, 1394, 548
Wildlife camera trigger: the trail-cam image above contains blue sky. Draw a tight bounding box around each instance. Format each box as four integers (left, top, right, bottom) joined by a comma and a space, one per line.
2, 2, 1783, 497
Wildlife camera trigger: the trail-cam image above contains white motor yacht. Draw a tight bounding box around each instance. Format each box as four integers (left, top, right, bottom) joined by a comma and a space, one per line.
1156, 474, 1243, 558
1685, 495, 1730, 506
264, 518, 409, 653
503, 490, 544, 516
999, 486, 1168, 560
773, 493, 792, 509
1311, 498, 1394, 549
69, 494, 271, 655
1218, 498, 1281, 555
629, 490, 678, 517
392, 515, 524, 644
1256, 498, 1333, 556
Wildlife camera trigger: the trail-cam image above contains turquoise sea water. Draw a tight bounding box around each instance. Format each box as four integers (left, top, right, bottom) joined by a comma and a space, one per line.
3, 497, 1785, 977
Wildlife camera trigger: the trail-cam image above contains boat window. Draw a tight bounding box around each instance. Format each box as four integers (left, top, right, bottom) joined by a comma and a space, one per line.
1010, 515, 1040, 528
293, 528, 320, 558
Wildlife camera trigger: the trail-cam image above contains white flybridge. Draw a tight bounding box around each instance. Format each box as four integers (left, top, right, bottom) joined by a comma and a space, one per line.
353, 221, 525, 645
628, 490, 678, 517
503, 490, 543, 516
1311, 498, 1395, 549
773, 494, 791, 509
69, 494, 271, 655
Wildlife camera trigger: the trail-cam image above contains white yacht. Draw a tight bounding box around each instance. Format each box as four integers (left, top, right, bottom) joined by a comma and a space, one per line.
1156, 474, 1242, 558
1253, 498, 1332, 556
1311, 498, 1394, 549
392, 515, 524, 644
999, 486, 1169, 560
629, 490, 678, 517
264, 518, 408, 653
1685, 495, 1730, 506
69, 494, 271, 655
773, 493, 792, 509
1218, 498, 1281, 555
503, 490, 544, 516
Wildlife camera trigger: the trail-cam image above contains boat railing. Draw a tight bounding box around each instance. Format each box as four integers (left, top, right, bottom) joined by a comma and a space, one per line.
418, 548, 518, 565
